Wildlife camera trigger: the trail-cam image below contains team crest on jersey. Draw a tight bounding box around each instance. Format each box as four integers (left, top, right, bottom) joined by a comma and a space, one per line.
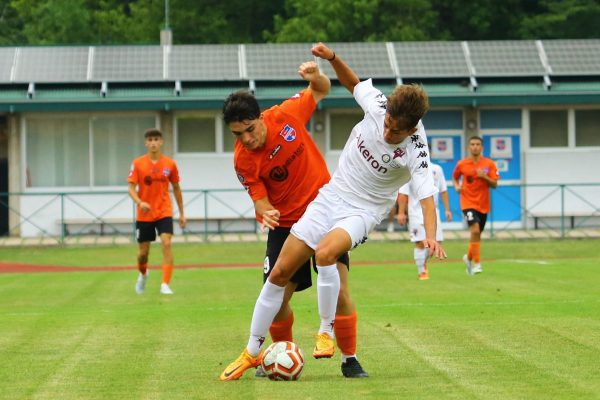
237, 173, 245, 184
162, 168, 171, 177
290, 93, 301, 99
279, 124, 296, 142
393, 148, 405, 159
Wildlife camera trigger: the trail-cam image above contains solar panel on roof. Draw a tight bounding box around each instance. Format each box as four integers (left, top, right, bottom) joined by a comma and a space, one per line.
92, 46, 163, 82
245, 43, 313, 80
468, 41, 545, 77
394, 41, 469, 78
0, 48, 15, 82
168, 45, 240, 81
319, 42, 395, 80
13, 47, 89, 83
543, 39, 600, 76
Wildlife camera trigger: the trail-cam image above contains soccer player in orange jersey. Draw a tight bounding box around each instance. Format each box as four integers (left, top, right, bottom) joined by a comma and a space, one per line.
222, 60, 368, 378
127, 129, 186, 295
452, 136, 499, 275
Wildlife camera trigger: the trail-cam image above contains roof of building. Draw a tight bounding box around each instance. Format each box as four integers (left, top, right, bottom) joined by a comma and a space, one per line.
1, 39, 599, 112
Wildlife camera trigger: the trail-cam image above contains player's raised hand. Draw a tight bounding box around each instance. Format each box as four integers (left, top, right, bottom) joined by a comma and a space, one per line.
311, 42, 334, 60
298, 61, 320, 82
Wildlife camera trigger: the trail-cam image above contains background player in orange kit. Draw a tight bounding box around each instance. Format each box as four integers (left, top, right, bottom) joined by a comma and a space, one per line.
452, 136, 499, 275
128, 128, 186, 294
223, 59, 368, 378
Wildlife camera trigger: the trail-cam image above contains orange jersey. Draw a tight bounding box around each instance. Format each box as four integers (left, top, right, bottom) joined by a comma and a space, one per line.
128, 154, 180, 222
234, 89, 330, 228
452, 156, 499, 214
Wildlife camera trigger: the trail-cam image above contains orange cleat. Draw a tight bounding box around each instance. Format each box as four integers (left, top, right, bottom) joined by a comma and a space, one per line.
313, 332, 335, 359
219, 348, 263, 381
418, 271, 429, 280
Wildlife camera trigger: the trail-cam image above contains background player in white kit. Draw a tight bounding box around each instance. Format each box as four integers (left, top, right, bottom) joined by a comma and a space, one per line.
220, 42, 447, 381
397, 151, 452, 280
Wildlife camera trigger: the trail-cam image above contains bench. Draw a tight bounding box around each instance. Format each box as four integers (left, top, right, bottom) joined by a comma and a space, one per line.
59, 218, 133, 236
184, 217, 259, 234
59, 217, 259, 236
530, 212, 599, 230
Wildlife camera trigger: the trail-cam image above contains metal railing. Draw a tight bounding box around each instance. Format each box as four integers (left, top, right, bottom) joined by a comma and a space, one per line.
1, 183, 599, 242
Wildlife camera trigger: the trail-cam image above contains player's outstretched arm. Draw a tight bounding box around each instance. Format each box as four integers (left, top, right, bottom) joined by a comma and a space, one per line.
312, 42, 360, 94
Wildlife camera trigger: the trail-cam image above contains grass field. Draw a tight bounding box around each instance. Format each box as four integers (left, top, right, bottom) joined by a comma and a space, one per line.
1, 239, 599, 399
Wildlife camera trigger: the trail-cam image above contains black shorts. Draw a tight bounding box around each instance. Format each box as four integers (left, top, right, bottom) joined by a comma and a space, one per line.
264, 227, 350, 292
136, 217, 173, 243
462, 209, 488, 232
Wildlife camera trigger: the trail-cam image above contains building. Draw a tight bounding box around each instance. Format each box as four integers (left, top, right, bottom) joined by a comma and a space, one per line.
1, 40, 600, 237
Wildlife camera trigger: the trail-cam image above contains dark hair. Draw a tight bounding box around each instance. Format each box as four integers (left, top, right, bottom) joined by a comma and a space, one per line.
387, 84, 429, 131
468, 135, 483, 144
222, 91, 261, 124
144, 128, 162, 139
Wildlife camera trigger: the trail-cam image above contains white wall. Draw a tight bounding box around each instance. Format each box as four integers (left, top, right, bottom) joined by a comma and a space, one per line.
524, 148, 600, 215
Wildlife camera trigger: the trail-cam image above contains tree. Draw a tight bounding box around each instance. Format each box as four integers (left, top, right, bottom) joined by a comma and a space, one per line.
11, 0, 95, 44
430, 0, 524, 40
264, 0, 437, 43
519, 0, 600, 39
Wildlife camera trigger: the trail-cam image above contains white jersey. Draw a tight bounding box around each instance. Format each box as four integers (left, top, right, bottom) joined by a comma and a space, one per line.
328, 79, 436, 221
399, 163, 446, 225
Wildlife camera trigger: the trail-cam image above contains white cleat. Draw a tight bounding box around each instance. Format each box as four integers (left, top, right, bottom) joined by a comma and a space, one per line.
160, 283, 174, 295
472, 263, 483, 274
135, 271, 148, 294
463, 254, 473, 276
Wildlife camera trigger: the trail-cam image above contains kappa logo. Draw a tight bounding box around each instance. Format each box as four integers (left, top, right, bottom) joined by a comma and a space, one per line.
279, 124, 296, 142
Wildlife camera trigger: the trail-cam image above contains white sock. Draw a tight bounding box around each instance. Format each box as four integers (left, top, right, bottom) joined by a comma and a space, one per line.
414, 247, 429, 274
247, 280, 285, 356
341, 354, 357, 363
317, 264, 340, 336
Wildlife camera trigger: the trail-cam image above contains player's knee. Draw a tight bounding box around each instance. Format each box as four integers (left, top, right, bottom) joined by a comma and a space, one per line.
314, 246, 338, 266
137, 254, 148, 264
269, 266, 292, 286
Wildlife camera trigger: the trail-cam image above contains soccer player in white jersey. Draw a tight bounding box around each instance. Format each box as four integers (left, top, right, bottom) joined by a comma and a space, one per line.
220, 42, 447, 381
397, 157, 452, 280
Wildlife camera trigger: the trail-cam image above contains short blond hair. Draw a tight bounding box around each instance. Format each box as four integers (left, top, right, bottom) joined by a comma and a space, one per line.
387, 84, 429, 131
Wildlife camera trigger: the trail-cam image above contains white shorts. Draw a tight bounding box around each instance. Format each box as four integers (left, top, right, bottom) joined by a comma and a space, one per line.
408, 211, 443, 242
291, 185, 380, 250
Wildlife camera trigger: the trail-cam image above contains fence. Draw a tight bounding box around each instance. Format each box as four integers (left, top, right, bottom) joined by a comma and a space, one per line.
1, 183, 599, 244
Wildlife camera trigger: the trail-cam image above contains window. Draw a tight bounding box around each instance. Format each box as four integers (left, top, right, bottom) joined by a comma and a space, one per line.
575, 110, 600, 147
530, 110, 568, 147
423, 110, 464, 130
26, 118, 90, 187
480, 109, 521, 129
177, 117, 216, 152
93, 116, 153, 186
329, 112, 362, 150
25, 114, 155, 188
222, 123, 235, 152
